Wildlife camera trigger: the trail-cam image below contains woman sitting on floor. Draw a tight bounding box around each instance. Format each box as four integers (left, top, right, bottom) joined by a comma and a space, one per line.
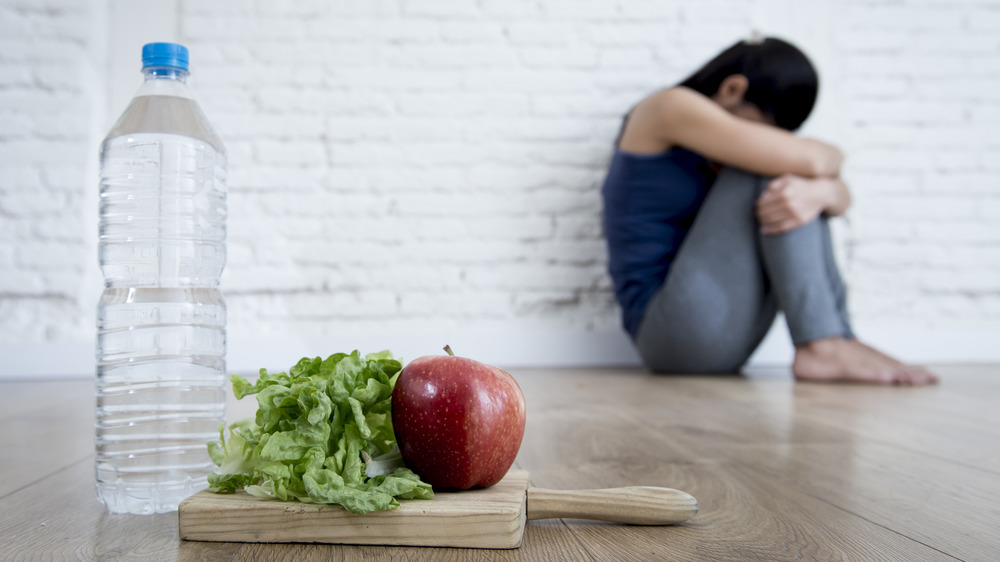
601, 35, 937, 385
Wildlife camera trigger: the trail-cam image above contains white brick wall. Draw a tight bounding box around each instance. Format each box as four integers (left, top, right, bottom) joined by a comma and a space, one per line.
0, 0, 104, 351
1, 0, 998, 376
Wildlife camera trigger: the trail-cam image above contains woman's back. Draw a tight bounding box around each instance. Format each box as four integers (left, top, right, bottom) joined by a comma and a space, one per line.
602, 146, 714, 337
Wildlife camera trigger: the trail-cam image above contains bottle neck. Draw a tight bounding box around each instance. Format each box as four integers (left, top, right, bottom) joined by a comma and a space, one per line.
136, 66, 193, 99
143, 66, 189, 82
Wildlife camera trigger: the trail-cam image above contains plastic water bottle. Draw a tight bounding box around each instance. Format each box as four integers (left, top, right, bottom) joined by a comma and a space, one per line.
95, 43, 227, 514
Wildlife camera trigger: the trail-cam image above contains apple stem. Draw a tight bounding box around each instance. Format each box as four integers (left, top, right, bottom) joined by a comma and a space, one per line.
443, 345, 455, 357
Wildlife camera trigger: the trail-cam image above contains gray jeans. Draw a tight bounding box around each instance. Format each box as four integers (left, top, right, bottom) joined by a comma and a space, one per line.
634, 168, 854, 373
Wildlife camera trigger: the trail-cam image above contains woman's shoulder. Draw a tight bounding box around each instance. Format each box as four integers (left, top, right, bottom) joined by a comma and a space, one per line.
639, 87, 715, 117
622, 87, 720, 153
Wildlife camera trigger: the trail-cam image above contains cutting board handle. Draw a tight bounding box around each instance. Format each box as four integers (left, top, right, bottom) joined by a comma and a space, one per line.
526, 486, 698, 525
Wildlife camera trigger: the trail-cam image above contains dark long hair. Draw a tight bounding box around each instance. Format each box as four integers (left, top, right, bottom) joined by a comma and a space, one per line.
679, 37, 818, 131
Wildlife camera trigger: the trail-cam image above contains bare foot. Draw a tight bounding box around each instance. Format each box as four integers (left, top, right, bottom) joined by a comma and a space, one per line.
792, 337, 938, 386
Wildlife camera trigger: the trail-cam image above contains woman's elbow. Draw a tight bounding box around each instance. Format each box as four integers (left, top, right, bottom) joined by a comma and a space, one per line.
802, 140, 843, 178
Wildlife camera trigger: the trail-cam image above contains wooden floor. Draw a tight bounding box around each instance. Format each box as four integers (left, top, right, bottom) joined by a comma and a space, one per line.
1, 364, 998, 560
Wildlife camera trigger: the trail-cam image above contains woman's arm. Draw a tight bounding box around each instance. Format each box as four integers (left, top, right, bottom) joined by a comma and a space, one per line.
756, 175, 852, 235
621, 87, 843, 178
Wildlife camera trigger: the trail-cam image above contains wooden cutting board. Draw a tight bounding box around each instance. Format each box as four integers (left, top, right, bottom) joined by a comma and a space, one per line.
178, 470, 698, 549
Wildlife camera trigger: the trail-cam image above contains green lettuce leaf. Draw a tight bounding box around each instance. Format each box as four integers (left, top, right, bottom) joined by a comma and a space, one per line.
207, 350, 433, 514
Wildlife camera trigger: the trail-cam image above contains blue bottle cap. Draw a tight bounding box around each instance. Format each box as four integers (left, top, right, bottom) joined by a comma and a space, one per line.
142, 42, 189, 71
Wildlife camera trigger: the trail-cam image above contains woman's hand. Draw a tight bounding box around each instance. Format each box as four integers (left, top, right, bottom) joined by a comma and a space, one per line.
755, 175, 851, 235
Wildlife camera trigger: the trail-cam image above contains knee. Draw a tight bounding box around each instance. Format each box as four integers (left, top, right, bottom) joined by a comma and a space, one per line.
703, 168, 771, 216
714, 167, 770, 197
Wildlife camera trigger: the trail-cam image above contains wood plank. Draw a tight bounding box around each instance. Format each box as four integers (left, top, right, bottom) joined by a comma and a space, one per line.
714, 442, 1000, 561
0, 456, 237, 561
179, 470, 529, 549
231, 521, 594, 562
544, 462, 956, 562
0, 380, 94, 498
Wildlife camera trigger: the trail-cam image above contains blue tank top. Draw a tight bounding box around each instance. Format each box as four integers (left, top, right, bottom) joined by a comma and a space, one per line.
601, 147, 715, 338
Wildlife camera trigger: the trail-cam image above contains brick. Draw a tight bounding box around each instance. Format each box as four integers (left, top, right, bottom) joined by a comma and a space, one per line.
848, 148, 932, 173
181, 16, 255, 40
581, 22, 679, 47
0, 87, 81, 114
519, 46, 599, 68
541, 0, 623, 19
252, 140, 327, 166
229, 165, 328, 192
554, 216, 603, 240
504, 22, 580, 45
848, 216, 919, 242
847, 100, 966, 125
917, 222, 1000, 243
41, 268, 86, 296
478, 116, 592, 142
529, 239, 607, 265
470, 216, 554, 241
0, 269, 44, 294
401, 0, 481, 19
414, 240, 529, 264
908, 33, 1000, 56
0, 62, 32, 86
833, 28, 908, 52
463, 263, 605, 290
224, 266, 326, 293
857, 195, 976, 220
479, 0, 542, 17
929, 150, 981, 173
32, 109, 89, 140
439, 21, 506, 43
599, 47, 656, 69
0, 112, 34, 139
512, 290, 579, 315
282, 291, 398, 319
843, 5, 964, 31
390, 193, 514, 216
463, 68, 595, 93
922, 173, 1000, 196
31, 213, 86, 241
394, 92, 503, 117
363, 167, 466, 191
395, 142, 487, 168
969, 53, 1000, 75
0, 187, 71, 216
530, 142, 611, 167
975, 198, 1000, 220
335, 67, 464, 92
399, 290, 511, 316
222, 112, 326, 139
15, 240, 83, 268
0, 302, 45, 340
179, 0, 249, 16
256, 0, 329, 17
388, 265, 467, 290
530, 92, 617, 117
847, 171, 922, 195
920, 270, 1000, 293
324, 0, 398, 17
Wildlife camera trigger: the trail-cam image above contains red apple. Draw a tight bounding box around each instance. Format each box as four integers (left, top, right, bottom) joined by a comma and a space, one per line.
391, 346, 526, 490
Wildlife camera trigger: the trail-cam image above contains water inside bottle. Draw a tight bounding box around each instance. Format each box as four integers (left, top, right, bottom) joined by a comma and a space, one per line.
96, 93, 227, 513
95, 288, 226, 514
